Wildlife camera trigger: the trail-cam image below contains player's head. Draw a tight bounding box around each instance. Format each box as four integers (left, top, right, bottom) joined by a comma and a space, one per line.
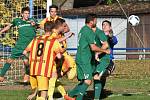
21, 7, 30, 20
53, 18, 65, 33
49, 5, 58, 18
102, 20, 112, 36
85, 14, 97, 28
44, 21, 54, 33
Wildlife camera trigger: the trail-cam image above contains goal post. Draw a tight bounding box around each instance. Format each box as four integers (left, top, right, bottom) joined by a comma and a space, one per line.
46, 0, 52, 17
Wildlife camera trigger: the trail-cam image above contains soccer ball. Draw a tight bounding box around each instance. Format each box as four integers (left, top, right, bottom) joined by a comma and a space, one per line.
128, 15, 140, 26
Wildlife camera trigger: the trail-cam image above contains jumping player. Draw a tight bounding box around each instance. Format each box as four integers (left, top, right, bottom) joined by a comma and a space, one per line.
0, 7, 37, 82
92, 26, 110, 100
98, 20, 118, 98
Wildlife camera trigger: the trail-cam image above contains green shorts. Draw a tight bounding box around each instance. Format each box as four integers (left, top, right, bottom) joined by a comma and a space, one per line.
10, 37, 33, 59
95, 58, 110, 75
10, 43, 28, 59
76, 62, 93, 81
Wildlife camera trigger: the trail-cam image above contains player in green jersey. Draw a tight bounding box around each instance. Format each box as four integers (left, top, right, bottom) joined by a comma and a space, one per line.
0, 7, 37, 82
64, 14, 110, 100
92, 26, 110, 100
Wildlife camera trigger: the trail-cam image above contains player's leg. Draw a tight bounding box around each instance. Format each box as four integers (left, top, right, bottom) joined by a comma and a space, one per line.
66, 79, 91, 100
105, 60, 115, 75
99, 60, 115, 95
66, 63, 92, 100
0, 54, 16, 81
27, 75, 38, 100
0, 46, 25, 81
63, 54, 77, 80
94, 58, 110, 80
22, 56, 30, 82
93, 59, 110, 99
36, 76, 48, 100
48, 77, 57, 100
55, 80, 67, 98
67, 66, 76, 80
0, 58, 14, 77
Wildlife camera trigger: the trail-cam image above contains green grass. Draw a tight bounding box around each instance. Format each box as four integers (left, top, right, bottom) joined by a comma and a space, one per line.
106, 94, 150, 100
0, 60, 150, 100
0, 90, 31, 100
1, 78, 150, 100
104, 78, 150, 100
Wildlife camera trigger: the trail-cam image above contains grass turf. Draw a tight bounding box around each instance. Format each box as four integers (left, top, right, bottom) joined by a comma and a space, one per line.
0, 60, 150, 100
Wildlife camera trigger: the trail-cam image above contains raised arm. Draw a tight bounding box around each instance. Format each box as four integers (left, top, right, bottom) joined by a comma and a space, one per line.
0, 23, 12, 34
57, 32, 74, 42
90, 44, 110, 54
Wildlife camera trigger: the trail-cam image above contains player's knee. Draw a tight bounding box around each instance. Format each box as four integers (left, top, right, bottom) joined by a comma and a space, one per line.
84, 79, 92, 85
67, 71, 76, 80
68, 74, 75, 80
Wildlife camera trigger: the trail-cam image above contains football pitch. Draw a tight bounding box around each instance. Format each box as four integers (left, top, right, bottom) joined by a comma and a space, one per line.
0, 78, 150, 100
0, 60, 150, 100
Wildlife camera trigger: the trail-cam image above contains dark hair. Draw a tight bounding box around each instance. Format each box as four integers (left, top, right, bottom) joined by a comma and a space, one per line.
49, 5, 58, 11
53, 18, 65, 29
102, 20, 111, 26
85, 14, 97, 24
21, 7, 30, 13
44, 21, 54, 32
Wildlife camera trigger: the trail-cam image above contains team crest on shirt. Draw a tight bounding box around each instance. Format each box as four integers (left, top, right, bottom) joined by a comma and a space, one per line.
84, 74, 89, 79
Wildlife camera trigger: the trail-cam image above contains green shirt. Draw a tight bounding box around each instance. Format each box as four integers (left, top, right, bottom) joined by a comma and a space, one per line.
11, 18, 37, 46
95, 27, 110, 59
76, 25, 96, 64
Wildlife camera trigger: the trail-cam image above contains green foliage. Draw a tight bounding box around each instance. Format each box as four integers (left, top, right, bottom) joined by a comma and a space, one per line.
106, 0, 128, 4
106, 0, 113, 4
0, 32, 17, 47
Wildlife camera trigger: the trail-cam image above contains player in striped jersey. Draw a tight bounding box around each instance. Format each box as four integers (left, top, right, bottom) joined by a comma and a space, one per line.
57, 21, 76, 80
40, 5, 62, 29
47, 18, 77, 99
24, 21, 64, 100
50, 18, 76, 80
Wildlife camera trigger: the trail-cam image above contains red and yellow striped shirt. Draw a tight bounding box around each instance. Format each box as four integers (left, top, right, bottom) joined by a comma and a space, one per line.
40, 16, 62, 29
51, 32, 67, 49
25, 34, 62, 77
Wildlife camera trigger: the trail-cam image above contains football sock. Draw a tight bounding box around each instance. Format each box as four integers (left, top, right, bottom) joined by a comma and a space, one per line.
48, 78, 57, 98
0, 63, 11, 76
57, 85, 66, 96
76, 82, 89, 100
94, 80, 102, 99
68, 82, 83, 97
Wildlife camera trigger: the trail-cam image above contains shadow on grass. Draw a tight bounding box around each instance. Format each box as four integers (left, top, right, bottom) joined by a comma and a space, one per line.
53, 89, 134, 99
53, 89, 113, 99
53, 92, 63, 98
83, 89, 113, 100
